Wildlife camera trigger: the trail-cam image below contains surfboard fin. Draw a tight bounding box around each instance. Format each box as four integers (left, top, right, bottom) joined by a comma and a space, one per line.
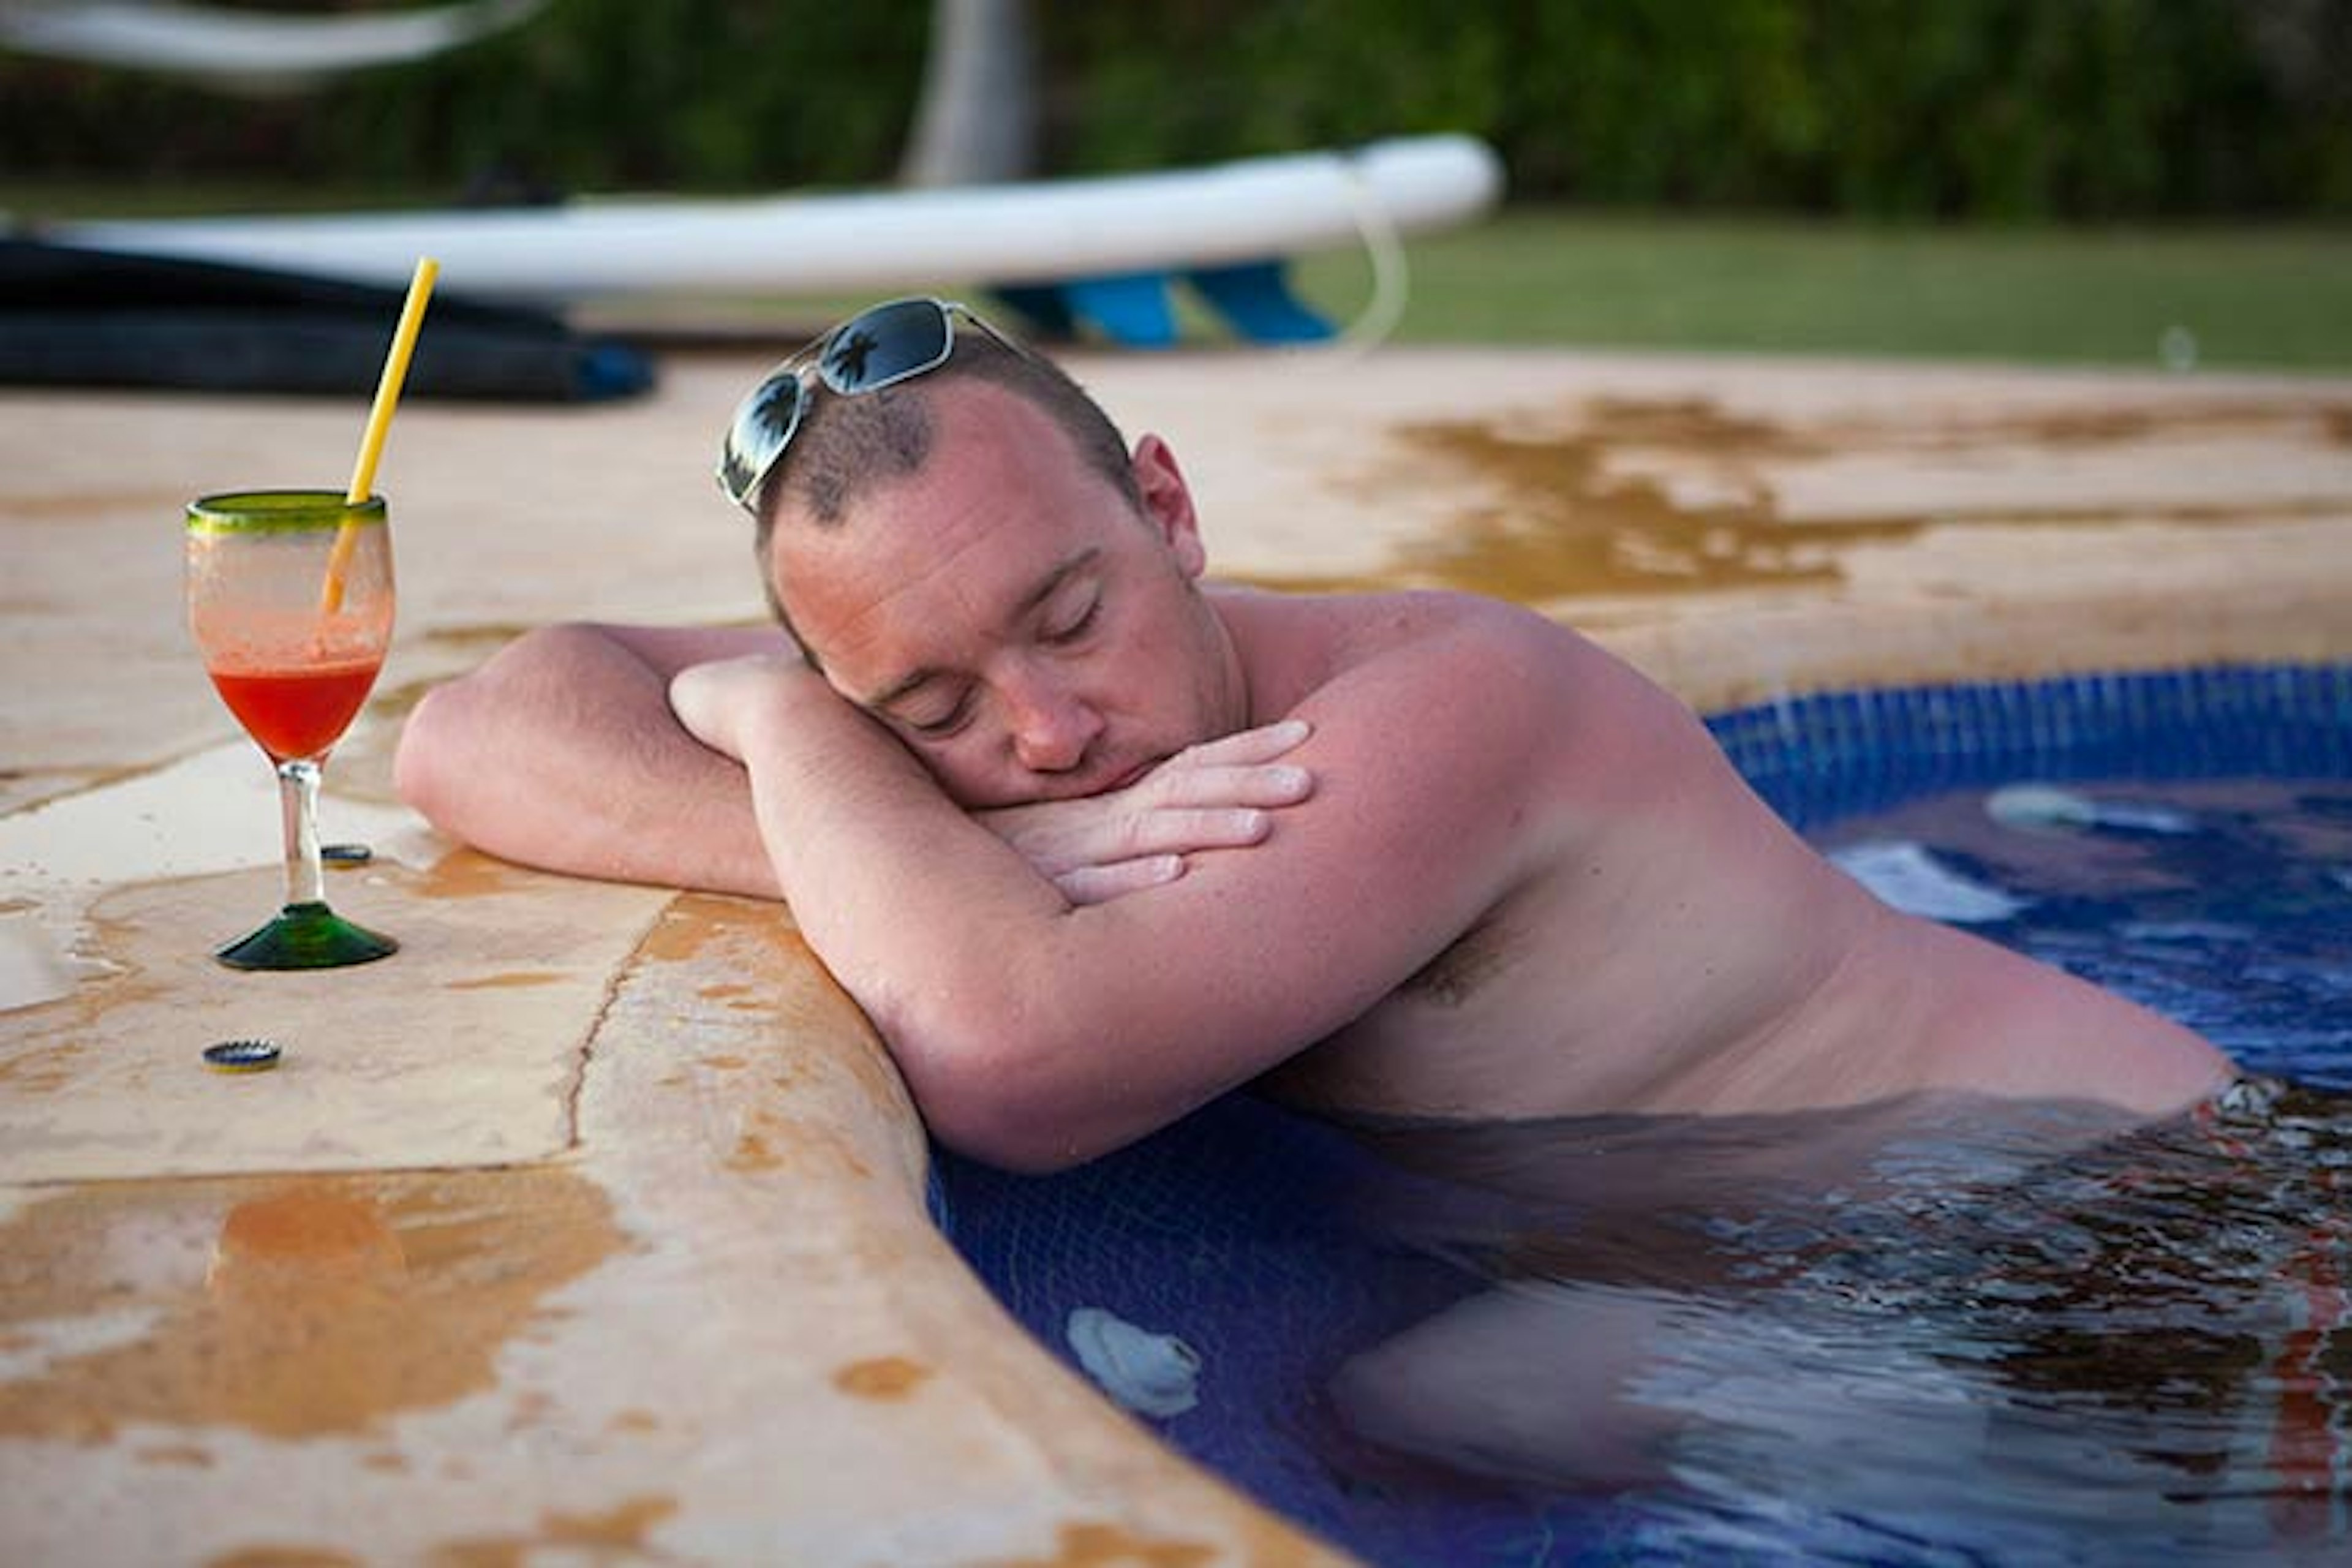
996, 273, 1176, 347
1185, 260, 1333, 343
994, 261, 1333, 349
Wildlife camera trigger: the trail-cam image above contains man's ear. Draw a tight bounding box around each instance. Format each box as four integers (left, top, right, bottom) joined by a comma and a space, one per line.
1130, 434, 1207, 578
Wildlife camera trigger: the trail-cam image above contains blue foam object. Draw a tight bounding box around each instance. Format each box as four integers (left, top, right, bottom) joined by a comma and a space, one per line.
995, 260, 1334, 348
1016, 273, 1182, 348
1185, 260, 1333, 342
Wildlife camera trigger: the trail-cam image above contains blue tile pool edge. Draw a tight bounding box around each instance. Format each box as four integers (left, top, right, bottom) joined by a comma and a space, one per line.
1706, 660, 2352, 831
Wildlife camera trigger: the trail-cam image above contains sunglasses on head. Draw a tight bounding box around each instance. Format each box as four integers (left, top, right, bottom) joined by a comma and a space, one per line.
715, 296, 1027, 514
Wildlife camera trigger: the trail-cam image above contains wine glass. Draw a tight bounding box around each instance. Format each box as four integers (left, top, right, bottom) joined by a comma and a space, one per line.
185, 489, 398, 970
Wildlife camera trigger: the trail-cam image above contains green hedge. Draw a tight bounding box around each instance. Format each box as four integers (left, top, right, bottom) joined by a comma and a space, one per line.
6, 0, 2346, 218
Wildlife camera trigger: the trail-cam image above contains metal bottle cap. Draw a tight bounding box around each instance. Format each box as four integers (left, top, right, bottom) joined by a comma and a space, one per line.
203, 1039, 283, 1072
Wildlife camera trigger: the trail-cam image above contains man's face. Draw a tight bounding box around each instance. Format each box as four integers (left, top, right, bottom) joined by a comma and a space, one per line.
769, 382, 1245, 810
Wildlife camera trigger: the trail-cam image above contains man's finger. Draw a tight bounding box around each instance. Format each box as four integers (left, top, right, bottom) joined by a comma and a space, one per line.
1142, 764, 1313, 813
1112, 807, 1276, 861
1173, 718, 1311, 771
1057, 855, 1185, 906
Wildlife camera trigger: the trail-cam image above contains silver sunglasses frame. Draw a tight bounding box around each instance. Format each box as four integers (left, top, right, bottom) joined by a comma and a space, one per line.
714, 296, 1023, 513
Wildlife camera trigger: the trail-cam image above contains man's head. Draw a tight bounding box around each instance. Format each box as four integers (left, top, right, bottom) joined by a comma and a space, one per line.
716, 300, 1247, 810
725, 299, 1139, 575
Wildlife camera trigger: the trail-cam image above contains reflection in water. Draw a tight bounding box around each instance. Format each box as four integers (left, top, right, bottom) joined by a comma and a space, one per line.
0, 1167, 621, 1442
943, 770, 2352, 1566
1333, 1079, 2352, 1559
202, 1186, 414, 1436
0, 907, 94, 1013
1370, 409, 1919, 599
1324, 775, 2352, 1561
1250, 395, 2352, 602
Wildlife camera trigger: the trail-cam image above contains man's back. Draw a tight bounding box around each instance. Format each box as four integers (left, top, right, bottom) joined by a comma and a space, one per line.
1212, 586, 2231, 1129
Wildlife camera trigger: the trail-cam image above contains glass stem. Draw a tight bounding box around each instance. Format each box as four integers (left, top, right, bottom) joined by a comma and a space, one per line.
277, 756, 326, 910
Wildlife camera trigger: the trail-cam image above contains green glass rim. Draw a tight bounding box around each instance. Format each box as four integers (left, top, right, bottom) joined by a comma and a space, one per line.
187, 489, 387, 535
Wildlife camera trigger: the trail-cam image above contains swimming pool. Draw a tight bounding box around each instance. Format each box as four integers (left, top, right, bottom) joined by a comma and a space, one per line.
933, 662, 2352, 1566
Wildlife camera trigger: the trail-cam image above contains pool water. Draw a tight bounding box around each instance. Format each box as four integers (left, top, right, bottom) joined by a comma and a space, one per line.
933, 665, 2352, 1566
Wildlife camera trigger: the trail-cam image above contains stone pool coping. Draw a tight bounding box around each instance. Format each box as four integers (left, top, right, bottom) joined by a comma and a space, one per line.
3, 345, 2348, 1564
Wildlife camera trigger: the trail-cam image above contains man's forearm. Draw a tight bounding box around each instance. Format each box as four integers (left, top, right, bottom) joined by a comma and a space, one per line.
675, 657, 1093, 1140
718, 664, 1065, 981
396, 623, 781, 896
669, 652, 1331, 1172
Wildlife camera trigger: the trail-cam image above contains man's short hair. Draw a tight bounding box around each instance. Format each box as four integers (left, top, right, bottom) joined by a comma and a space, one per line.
751, 328, 1141, 606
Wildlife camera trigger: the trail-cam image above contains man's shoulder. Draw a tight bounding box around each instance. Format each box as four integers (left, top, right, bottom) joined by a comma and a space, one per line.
1215, 584, 1584, 665
1227, 587, 1605, 739
1322, 589, 1610, 703
1211, 585, 1652, 760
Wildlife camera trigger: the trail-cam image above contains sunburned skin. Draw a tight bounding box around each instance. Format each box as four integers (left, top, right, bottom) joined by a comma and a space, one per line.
402, 372, 2232, 1173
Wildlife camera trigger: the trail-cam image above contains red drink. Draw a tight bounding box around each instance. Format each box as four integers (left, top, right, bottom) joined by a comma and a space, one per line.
185, 489, 399, 969
209, 657, 384, 762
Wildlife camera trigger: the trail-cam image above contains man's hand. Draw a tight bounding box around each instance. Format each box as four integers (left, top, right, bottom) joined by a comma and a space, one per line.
978, 720, 1314, 905
670, 650, 810, 763
674, 653, 1314, 908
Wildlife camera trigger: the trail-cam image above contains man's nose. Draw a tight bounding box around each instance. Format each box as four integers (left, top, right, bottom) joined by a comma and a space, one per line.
1004, 676, 1101, 774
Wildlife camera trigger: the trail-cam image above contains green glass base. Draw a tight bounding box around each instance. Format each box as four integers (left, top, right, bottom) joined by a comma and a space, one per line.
214, 901, 398, 971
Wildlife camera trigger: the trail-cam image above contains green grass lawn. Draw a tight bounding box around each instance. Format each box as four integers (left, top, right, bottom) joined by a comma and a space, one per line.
11, 178, 2350, 372
1295, 209, 2352, 372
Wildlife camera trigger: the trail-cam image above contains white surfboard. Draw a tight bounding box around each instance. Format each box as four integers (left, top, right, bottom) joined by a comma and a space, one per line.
53, 135, 1504, 306
0, 0, 548, 94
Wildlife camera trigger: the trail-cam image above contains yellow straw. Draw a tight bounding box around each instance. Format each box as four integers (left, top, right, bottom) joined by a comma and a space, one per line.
323, 255, 438, 614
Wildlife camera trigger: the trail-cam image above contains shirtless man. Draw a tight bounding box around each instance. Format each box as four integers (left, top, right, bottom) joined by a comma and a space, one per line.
394, 296, 2233, 1177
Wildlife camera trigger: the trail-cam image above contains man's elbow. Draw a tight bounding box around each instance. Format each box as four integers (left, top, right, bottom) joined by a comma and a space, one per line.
394, 676, 532, 861
391, 681, 470, 834
881, 1011, 1112, 1175
927, 1100, 1096, 1175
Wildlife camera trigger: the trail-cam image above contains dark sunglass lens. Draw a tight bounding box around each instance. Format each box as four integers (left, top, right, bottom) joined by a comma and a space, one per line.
721, 373, 804, 503
820, 299, 950, 393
